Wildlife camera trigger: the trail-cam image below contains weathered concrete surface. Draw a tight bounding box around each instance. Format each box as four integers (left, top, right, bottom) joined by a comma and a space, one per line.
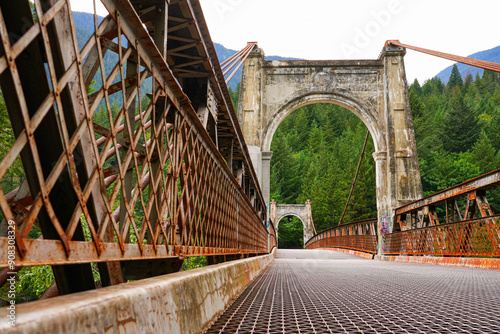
317, 247, 375, 260
377, 255, 500, 270
292, 248, 500, 269
270, 201, 315, 246
238, 45, 423, 254
0, 252, 275, 334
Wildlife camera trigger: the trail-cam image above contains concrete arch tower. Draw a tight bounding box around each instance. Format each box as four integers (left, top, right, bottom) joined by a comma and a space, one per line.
270, 200, 315, 246
237, 45, 423, 252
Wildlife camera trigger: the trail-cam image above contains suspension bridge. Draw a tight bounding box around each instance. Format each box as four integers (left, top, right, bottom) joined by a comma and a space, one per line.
0, 0, 499, 333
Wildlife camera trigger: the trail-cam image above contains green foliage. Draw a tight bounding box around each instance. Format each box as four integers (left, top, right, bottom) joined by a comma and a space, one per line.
442, 92, 479, 152
270, 104, 377, 233
410, 71, 500, 193
278, 216, 303, 248
471, 130, 499, 174
228, 82, 240, 111
181, 256, 207, 271
0, 266, 54, 304
0, 91, 24, 203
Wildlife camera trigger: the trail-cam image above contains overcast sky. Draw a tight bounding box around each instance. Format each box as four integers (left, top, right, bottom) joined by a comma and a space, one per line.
70, 0, 500, 83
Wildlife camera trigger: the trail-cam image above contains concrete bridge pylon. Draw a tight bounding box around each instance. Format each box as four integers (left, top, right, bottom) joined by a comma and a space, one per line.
238, 45, 423, 253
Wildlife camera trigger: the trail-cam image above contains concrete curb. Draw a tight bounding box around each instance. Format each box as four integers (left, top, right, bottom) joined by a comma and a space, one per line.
0, 252, 275, 333
317, 248, 500, 270
376, 255, 500, 270
317, 248, 374, 259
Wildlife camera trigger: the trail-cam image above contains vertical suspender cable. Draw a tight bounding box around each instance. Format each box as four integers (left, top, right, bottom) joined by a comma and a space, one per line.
338, 131, 370, 225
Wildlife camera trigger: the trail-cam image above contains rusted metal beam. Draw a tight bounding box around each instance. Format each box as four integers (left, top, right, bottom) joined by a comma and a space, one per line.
223, 42, 257, 84
0, 237, 266, 267
306, 235, 378, 254
39, 282, 59, 299
396, 169, 500, 215
186, 1, 265, 209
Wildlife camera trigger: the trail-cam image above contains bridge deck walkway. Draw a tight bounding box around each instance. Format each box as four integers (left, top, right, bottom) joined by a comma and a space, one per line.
206, 249, 500, 333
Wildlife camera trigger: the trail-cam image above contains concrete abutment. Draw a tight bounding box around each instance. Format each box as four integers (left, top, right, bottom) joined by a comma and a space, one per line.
0, 253, 275, 333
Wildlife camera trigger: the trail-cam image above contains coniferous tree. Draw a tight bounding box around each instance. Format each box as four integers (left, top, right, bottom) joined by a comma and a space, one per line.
308, 120, 322, 153
422, 79, 433, 96
442, 91, 480, 152
228, 82, 240, 110
433, 77, 446, 94
409, 89, 425, 118
447, 64, 463, 90
471, 130, 498, 173
292, 110, 310, 151
488, 113, 500, 149
270, 132, 301, 203
410, 78, 423, 96
463, 72, 473, 93
473, 73, 485, 94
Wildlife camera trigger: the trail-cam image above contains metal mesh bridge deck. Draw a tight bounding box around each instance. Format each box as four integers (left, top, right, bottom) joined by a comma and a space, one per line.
206, 250, 500, 333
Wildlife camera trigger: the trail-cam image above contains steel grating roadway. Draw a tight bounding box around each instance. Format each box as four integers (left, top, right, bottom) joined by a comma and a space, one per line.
206, 249, 500, 333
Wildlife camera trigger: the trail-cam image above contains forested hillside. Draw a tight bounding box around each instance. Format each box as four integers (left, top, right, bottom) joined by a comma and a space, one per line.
269, 64, 500, 240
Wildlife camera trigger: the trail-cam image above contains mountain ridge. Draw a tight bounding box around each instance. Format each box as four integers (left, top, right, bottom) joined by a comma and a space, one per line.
435, 45, 500, 83
214, 43, 301, 89
72, 12, 499, 88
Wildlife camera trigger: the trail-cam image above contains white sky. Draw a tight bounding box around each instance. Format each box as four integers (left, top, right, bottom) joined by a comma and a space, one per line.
70, 0, 500, 83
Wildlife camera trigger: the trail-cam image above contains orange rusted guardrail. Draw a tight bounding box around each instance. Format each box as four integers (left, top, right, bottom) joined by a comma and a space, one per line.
385, 215, 500, 256
389, 169, 500, 257
305, 218, 377, 254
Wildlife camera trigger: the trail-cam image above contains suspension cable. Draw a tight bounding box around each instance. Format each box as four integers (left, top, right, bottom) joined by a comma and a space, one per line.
222, 42, 258, 84
338, 130, 370, 225
221, 44, 253, 73
386, 40, 500, 73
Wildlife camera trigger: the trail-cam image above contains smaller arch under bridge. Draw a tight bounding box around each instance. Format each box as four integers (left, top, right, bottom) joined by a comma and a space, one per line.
270, 200, 316, 246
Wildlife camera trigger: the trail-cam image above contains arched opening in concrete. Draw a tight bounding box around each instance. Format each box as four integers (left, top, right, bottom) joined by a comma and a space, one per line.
269, 101, 377, 232
262, 92, 385, 154
276, 214, 305, 249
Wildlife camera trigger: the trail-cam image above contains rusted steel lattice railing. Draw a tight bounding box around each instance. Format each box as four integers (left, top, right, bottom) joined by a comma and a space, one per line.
385, 215, 500, 256
386, 169, 500, 256
0, 0, 268, 294
305, 218, 378, 254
